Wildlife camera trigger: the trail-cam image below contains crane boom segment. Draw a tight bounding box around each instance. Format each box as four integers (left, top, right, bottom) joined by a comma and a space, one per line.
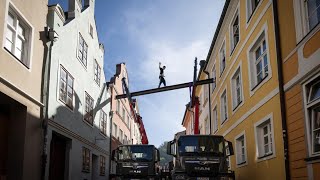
116, 78, 214, 99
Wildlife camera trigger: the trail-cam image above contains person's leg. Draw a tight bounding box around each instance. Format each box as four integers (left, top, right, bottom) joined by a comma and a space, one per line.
163, 78, 166, 86
158, 77, 162, 88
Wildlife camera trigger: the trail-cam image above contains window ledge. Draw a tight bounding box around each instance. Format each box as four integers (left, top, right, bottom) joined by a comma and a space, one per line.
203, 98, 208, 107
83, 119, 94, 128
236, 161, 247, 166
4, 47, 30, 69
258, 153, 273, 159
230, 44, 239, 56
305, 155, 320, 162
233, 101, 243, 111
297, 22, 320, 46
251, 75, 269, 92
82, 169, 90, 173
220, 69, 225, 78
99, 132, 107, 138
221, 118, 228, 125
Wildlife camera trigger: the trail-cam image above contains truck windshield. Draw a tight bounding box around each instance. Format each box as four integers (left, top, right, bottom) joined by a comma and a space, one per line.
118, 146, 153, 162
178, 136, 224, 156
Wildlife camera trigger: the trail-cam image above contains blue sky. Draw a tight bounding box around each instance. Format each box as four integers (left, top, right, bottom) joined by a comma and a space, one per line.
48, 0, 225, 147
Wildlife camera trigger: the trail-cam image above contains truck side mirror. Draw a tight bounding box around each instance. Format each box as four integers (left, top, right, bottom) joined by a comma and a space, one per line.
111, 150, 116, 161
156, 149, 160, 162
227, 141, 234, 156
167, 140, 176, 157
166, 141, 172, 155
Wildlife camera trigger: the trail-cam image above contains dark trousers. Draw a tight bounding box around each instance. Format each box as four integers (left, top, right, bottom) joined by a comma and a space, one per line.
158, 76, 166, 88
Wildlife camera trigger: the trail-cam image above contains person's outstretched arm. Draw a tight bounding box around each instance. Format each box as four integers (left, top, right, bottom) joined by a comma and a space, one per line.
159, 62, 162, 69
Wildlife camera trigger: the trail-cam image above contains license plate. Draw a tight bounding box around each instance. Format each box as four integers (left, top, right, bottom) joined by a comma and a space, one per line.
197, 178, 209, 180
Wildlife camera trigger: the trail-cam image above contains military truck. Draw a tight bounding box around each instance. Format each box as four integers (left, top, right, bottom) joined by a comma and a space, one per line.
167, 135, 235, 180
112, 144, 160, 179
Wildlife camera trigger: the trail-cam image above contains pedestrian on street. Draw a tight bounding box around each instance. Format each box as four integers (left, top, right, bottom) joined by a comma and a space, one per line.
158, 62, 166, 88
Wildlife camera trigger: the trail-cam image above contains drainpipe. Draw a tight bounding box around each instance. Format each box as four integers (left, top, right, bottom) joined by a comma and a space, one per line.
108, 83, 114, 178
272, 1, 291, 179
200, 60, 212, 134
41, 27, 58, 180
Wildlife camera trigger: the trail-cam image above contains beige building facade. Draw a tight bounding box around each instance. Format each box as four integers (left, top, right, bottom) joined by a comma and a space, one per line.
0, 0, 48, 179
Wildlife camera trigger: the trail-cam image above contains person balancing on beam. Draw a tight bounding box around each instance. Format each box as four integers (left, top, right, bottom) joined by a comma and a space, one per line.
158, 62, 166, 88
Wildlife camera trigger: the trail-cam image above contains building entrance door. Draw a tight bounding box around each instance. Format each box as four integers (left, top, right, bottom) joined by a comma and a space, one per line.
92, 154, 99, 180
0, 107, 9, 180
49, 133, 67, 180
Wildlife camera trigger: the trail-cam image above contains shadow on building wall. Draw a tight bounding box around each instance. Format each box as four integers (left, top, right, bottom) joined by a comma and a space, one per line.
47, 88, 111, 180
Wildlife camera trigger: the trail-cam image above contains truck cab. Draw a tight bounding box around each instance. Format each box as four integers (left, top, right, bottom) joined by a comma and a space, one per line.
167, 135, 235, 180
112, 144, 160, 179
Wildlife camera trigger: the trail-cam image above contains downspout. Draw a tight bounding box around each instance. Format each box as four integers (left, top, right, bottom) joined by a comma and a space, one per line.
108, 83, 114, 177
272, 1, 291, 179
41, 27, 56, 180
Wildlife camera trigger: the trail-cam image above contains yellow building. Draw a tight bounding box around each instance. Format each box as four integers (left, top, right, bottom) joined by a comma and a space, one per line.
276, 0, 320, 179
198, 0, 287, 179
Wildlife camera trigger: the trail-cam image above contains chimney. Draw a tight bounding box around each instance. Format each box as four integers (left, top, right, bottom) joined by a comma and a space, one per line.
68, 0, 82, 18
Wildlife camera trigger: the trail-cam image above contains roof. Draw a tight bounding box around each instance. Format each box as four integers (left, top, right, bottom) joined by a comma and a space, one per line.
200, 0, 231, 76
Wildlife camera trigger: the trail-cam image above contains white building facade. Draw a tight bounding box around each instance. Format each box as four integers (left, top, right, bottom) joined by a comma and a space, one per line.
44, 0, 111, 179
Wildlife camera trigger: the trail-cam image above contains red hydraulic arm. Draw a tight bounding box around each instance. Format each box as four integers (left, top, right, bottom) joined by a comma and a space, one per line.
194, 97, 200, 135
122, 78, 149, 144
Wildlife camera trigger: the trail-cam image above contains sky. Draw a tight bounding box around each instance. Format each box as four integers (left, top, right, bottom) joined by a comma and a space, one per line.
48, 0, 225, 147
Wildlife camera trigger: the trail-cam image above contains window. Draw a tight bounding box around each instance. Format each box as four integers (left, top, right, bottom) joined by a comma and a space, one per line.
78, 33, 88, 67
254, 39, 268, 84
89, 24, 93, 38
119, 129, 123, 142
4, 7, 31, 66
248, 31, 270, 90
116, 100, 120, 113
112, 123, 117, 138
94, 60, 101, 86
221, 90, 228, 124
235, 134, 247, 165
247, 0, 261, 20
231, 67, 243, 109
59, 66, 74, 109
82, 147, 90, 172
255, 118, 274, 158
220, 42, 226, 75
122, 107, 125, 120
84, 92, 94, 125
293, 0, 320, 41
205, 117, 210, 135
124, 135, 128, 144
304, 77, 320, 155
204, 84, 209, 101
127, 115, 130, 127
306, 0, 320, 30
230, 11, 239, 52
225, 145, 231, 169
212, 66, 216, 91
100, 156, 105, 176
213, 107, 218, 132
100, 111, 107, 135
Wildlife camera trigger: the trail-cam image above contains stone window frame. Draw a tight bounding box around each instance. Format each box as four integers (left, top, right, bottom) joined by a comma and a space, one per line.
303, 74, 320, 157
3, 2, 33, 68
